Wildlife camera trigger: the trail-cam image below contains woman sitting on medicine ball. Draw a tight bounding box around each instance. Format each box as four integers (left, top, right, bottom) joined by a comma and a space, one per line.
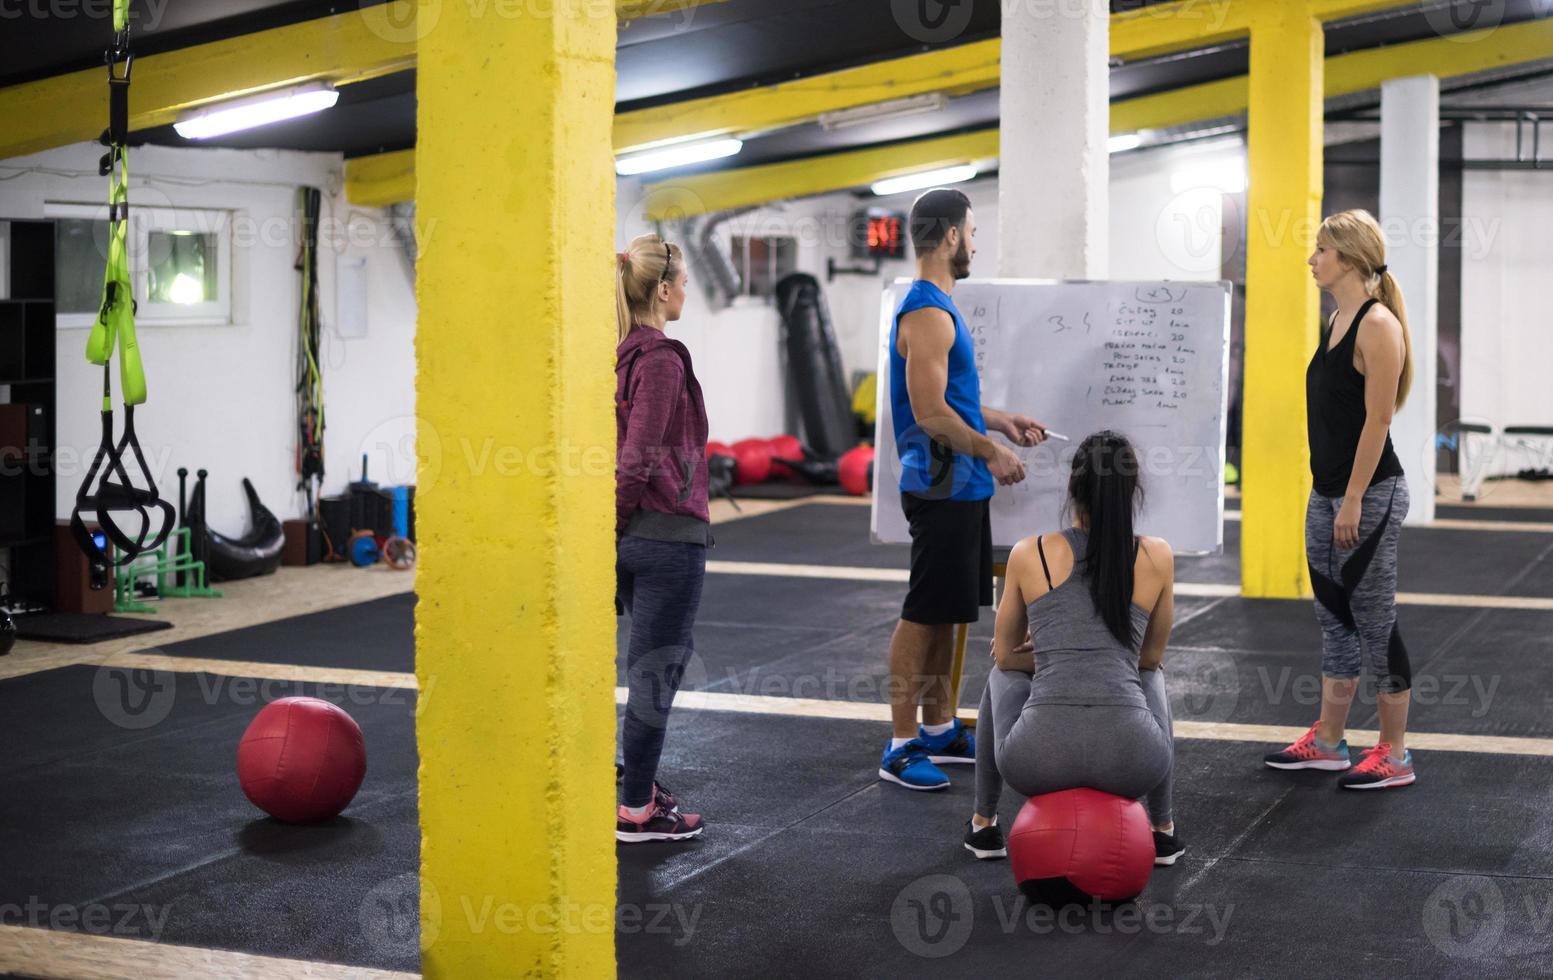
963, 430, 1184, 869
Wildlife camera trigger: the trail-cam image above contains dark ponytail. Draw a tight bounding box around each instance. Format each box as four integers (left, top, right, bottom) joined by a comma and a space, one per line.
1065, 430, 1144, 648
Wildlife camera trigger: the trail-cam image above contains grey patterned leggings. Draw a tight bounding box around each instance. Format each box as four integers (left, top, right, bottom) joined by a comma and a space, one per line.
1305, 475, 1411, 693
974, 667, 1174, 828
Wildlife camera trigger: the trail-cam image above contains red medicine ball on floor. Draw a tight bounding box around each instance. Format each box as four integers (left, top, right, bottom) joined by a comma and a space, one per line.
837, 445, 874, 496
237, 697, 367, 824
1007, 788, 1154, 905
731, 438, 773, 485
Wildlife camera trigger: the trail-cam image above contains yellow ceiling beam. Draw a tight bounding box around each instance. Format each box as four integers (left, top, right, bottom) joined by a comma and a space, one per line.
644, 15, 1553, 219
613, 38, 999, 153
344, 148, 415, 208
641, 129, 1000, 221
614, 0, 1433, 155
0, 1, 417, 162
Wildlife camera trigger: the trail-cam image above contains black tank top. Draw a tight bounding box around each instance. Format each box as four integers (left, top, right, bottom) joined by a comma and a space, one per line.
1305, 298, 1405, 498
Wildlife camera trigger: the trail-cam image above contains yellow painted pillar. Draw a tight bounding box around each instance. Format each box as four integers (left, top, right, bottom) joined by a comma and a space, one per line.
415, 0, 617, 975
1241, 2, 1323, 599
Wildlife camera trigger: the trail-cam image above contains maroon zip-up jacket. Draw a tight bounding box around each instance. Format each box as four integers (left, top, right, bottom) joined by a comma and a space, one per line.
615, 324, 711, 542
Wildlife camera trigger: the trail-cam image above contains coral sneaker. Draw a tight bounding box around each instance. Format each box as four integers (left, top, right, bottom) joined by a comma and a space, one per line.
1263, 723, 1352, 771
1338, 744, 1416, 790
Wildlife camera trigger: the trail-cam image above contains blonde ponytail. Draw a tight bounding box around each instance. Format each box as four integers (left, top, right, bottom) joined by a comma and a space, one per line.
1316, 209, 1416, 410
1373, 269, 1413, 410
614, 233, 680, 342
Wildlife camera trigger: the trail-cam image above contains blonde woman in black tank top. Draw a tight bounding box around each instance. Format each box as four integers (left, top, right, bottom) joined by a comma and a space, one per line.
1264, 208, 1418, 790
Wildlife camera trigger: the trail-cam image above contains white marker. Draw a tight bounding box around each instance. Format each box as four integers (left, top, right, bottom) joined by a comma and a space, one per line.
1040, 429, 1071, 442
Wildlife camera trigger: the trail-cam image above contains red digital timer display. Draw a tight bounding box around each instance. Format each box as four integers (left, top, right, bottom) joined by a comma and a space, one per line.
853, 209, 907, 260
866, 214, 905, 258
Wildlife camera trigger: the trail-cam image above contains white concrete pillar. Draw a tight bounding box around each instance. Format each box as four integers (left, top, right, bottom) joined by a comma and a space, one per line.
997, 1, 1108, 278
1380, 74, 1439, 525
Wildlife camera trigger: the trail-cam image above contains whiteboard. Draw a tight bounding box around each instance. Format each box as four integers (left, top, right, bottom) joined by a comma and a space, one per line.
869, 278, 1231, 555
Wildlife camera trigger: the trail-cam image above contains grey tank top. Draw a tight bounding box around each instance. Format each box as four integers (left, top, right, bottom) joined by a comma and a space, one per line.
1025, 527, 1153, 709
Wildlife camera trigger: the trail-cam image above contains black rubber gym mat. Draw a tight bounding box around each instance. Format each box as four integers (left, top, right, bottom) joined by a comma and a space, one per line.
712, 504, 908, 568
619, 708, 1553, 979
1435, 502, 1553, 522
0, 665, 419, 973
148, 593, 415, 673
13, 612, 171, 644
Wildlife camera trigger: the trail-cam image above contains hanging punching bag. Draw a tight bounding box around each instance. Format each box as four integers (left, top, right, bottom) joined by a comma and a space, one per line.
775, 273, 855, 460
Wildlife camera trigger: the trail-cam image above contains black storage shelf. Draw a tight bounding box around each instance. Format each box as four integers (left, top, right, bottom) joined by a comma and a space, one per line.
1, 219, 57, 609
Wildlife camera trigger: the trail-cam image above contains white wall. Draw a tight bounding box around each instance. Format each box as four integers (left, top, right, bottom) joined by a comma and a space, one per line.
0, 142, 417, 532
1460, 121, 1553, 479
616, 140, 1234, 447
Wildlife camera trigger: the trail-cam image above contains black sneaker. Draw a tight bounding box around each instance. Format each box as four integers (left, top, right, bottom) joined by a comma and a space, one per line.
963, 818, 1006, 860
1153, 830, 1185, 867
616, 802, 704, 843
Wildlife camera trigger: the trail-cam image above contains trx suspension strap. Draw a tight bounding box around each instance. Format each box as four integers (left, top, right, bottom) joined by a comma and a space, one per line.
70, 0, 174, 589
295, 187, 325, 513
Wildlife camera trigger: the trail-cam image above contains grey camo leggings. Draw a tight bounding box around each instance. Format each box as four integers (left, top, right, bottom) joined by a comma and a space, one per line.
1305, 475, 1412, 693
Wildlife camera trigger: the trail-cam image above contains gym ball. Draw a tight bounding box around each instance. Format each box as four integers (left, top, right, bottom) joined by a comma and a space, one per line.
767, 434, 803, 479
1007, 787, 1153, 906
237, 697, 367, 824
837, 445, 875, 496
731, 438, 773, 485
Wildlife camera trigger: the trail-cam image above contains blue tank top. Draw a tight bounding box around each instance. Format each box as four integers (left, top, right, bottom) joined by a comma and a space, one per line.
888, 280, 993, 501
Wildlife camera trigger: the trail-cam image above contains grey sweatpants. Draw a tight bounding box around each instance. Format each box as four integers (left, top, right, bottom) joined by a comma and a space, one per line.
1305, 475, 1411, 693
974, 667, 1174, 827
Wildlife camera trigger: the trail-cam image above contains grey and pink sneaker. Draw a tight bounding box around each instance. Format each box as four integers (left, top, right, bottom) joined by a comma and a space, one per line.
1338, 744, 1416, 790
616, 802, 703, 843
1263, 723, 1352, 771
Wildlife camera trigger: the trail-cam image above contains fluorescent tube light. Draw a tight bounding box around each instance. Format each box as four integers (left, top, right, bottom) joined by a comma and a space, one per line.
175, 83, 340, 140
819, 94, 948, 131
615, 138, 743, 176
870, 164, 977, 197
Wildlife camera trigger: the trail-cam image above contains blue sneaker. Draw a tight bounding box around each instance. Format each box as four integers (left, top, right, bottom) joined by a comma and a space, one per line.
918, 718, 975, 765
879, 739, 950, 791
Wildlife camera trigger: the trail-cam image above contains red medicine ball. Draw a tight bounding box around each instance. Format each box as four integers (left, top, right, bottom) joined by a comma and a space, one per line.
237, 697, 367, 824
731, 438, 773, 485
837, 445, 874, 496
767, 434, 803, 479
1007, 788, 1154, 905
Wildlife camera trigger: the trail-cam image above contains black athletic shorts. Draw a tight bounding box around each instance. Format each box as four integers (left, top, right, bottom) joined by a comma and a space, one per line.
900, 492, 994, 625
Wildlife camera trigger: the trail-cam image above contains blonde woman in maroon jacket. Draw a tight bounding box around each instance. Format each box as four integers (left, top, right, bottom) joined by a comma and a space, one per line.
614, 233, 710, 843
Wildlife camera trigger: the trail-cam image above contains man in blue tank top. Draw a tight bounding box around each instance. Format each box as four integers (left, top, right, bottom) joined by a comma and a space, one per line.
879, 188, 1049, 792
